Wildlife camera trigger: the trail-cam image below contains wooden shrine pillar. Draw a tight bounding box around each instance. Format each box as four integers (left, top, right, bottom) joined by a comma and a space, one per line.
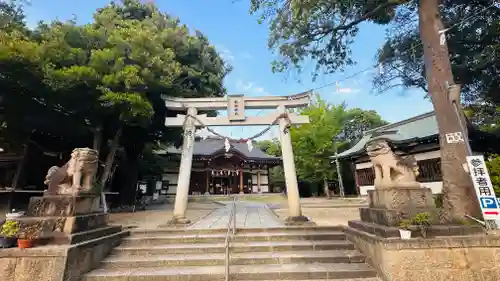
239, 169, 244, 194
205, 170, 210, 195
257, 171, 261, 193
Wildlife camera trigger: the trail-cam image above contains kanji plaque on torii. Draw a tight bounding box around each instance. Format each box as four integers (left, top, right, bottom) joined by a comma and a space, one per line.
162, 92, 313, 225
228, 95, 246, 121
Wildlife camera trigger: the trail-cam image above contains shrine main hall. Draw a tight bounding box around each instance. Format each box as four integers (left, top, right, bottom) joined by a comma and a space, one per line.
156, 137, 281, 195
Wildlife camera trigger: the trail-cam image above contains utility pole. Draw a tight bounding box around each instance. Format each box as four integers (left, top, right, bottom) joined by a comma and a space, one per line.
334, 147, 345, 197
418, 0, 481, 220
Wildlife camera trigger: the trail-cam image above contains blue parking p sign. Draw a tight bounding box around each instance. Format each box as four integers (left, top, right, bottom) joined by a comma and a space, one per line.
480, 197, 499, 209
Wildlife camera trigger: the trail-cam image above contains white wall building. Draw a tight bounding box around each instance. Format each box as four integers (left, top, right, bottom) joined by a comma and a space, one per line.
335, 111, 490, 196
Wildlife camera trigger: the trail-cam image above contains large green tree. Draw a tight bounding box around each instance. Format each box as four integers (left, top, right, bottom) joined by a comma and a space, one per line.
291, 95, 386, 197
255, 139, 285, 190
249, 0, 487, 219
374, 1, 500, 134
0, 0, 229, 197
256, 98, 386, 196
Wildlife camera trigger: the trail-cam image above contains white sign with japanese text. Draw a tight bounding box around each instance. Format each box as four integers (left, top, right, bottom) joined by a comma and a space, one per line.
466, 155, 500, 220
227, 95, 246, 121
445, 132, 464, 144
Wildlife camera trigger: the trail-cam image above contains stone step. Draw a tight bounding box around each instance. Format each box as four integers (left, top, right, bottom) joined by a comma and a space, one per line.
113, 240, 356, 256
128, 226, 344, 237
129, 228, 227, 237
101, 250, 366, 268
236, 279, 382, 281
82, 262, 378, 281
65, 225, 122, 244
120, 231, 347, 246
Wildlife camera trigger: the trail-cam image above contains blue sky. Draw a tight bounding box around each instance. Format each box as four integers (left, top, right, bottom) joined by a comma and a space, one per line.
24, 0, 433, 140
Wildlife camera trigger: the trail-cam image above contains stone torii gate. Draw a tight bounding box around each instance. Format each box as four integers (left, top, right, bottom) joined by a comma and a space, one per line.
163, 92, 313, 225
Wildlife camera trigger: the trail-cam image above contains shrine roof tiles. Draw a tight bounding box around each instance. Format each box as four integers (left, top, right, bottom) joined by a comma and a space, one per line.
334, 111, 438, 159
156, 137, 280, 160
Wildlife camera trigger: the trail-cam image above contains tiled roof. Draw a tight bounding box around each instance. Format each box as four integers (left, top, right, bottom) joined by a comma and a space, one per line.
335, 111, 438, 159
156, 137, 280, 160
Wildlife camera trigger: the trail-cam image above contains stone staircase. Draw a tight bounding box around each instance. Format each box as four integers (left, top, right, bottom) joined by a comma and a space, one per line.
82, 226, 381, 281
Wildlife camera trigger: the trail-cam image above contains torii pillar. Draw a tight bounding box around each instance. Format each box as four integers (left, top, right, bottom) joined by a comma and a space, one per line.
162, 93, 314, 226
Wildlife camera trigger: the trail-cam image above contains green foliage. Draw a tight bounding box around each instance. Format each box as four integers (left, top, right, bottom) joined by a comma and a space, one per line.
413, 212, 431, 226
249, 0, 500, 132
290, 95, 347, 182
255, 139, 282, 156
374, 1, 500, 132
413, 212, 432, 238
399, 212, 432, 237
0, 220, 19, 237
434, 194, 443, 208
290, 94, 386, 184
486, 154, 500, 196
255, 95, 386, 189
0, 0, 229, 189
0, 0, 27, 32
341, 108, 389, 145
255, 139, 285, 186
398, 219, 411, 230
138, 142, 171, 180
249, 0, 411, 76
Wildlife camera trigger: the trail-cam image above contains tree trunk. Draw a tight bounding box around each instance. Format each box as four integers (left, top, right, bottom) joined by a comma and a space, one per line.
11, 144, 28, 190
92, 127, 102, 152
323, 178, 331, 199
100, 128, 122, 188
418, 0, 481, 220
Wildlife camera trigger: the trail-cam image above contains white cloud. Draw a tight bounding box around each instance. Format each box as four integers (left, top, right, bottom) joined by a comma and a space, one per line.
236, 80, 254, 91
215, 44, 235, 62
336, 87, 360, 93
235, 80, 269, 96
335, 81, 360, 94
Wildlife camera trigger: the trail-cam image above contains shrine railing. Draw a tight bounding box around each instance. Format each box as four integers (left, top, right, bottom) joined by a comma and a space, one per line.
225, 196, 237, 281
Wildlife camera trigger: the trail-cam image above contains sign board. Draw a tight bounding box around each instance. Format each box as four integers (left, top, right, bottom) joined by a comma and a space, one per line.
445, 132, 464, 144
227, 95, 246, 121
466, 155, 500, 220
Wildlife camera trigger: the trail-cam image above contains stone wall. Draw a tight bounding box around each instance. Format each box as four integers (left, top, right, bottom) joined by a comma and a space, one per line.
0, 230, 126, 281
344, 226, 500, 281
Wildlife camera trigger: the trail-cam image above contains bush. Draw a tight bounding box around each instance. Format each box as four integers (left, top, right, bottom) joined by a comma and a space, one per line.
434, 194, 443, 208
486, 154, 500, 196
0, 221, 19, 237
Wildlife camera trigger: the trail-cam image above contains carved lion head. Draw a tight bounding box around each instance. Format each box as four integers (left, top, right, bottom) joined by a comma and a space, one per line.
366, 139, 392, 157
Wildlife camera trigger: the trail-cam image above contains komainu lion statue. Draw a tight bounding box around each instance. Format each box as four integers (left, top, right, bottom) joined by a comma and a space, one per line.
365, 139, 420, 189
44, 148, 99, 196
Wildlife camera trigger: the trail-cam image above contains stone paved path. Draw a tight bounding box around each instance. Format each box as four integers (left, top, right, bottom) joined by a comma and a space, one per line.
189, 200, 284, 229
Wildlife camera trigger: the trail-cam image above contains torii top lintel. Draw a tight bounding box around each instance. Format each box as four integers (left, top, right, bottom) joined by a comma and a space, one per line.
161, 91, 312, 110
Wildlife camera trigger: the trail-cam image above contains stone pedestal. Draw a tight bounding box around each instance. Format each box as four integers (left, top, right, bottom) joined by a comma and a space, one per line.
284, 215, 316, 226
15, 195, 121, 245
348, 187, 484, 238
360, 187, 437, 227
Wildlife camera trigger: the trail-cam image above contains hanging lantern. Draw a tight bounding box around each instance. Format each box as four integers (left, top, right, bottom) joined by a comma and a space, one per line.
224, 138, 230, 152
246, 139, 253, 152
211, 170, 214, 176
236, 170, 239, 176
